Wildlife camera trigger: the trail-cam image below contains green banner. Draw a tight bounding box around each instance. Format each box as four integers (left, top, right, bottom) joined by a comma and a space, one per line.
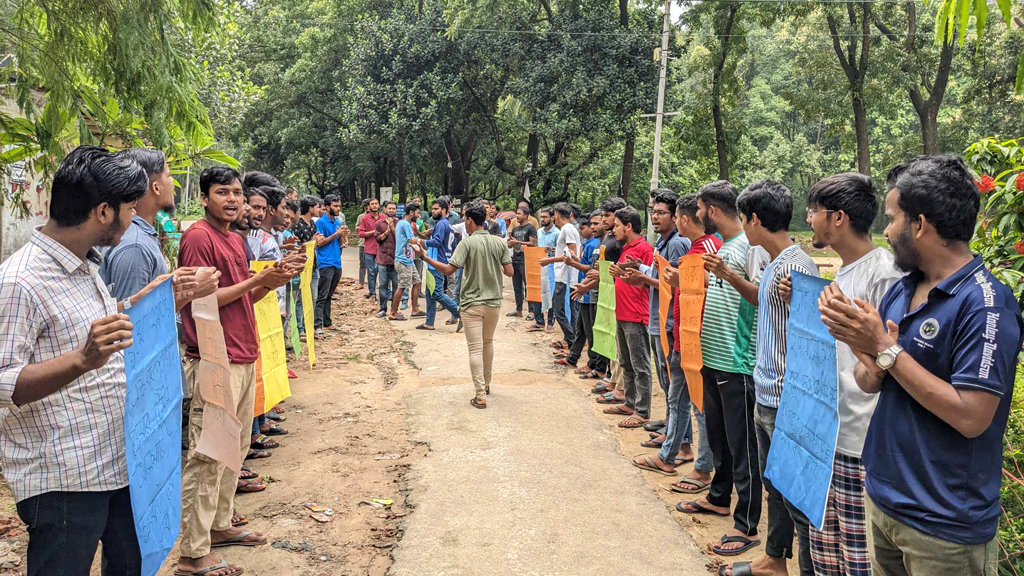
592, 260, 617, 360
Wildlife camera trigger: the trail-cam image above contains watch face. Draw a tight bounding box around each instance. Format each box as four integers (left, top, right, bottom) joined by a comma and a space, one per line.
877, 351, 894, 369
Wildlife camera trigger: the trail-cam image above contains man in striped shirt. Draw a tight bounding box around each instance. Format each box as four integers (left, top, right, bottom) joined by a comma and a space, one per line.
715, 181, 819, 576
676, 181, 769, 561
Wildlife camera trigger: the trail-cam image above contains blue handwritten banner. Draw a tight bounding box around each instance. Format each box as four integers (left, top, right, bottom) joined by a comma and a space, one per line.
764, 271, 837, 530
123, 279, 183, 576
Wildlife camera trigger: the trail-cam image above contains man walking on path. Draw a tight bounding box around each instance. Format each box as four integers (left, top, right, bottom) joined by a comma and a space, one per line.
821, 156, 1023, 576
358, 198, 383, 300
390, 201, 422, 320
314, 194, 347, 337
784, 172, 901, 576
603, 207, 654, 429
375, 201, 398, 318
715, 180, 818, 576
177, 166, 294, 576
420, 198, 461, 331
415, 201, 513, 409
676, 181, 768, 560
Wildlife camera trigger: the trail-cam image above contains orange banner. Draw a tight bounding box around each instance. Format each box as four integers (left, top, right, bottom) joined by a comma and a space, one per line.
524, 246, 545, 303
655, 255, 672, 379
676, 254, 707, 412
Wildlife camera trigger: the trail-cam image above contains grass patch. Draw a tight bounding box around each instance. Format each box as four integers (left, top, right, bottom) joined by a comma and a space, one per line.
344, 352, 362, 363
791, 231, 888, 259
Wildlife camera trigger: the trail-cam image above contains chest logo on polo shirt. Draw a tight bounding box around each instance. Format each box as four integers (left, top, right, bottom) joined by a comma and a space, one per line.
920, 318, 940, 340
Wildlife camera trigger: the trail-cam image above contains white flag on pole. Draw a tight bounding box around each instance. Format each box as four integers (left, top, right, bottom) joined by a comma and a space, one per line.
523, 179, 531, 201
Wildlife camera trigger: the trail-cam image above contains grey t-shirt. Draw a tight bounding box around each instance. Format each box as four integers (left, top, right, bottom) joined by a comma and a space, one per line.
99, 216, 167, 301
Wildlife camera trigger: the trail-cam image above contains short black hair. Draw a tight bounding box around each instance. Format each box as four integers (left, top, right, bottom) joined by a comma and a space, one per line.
259, 185, 286, 210
806, 173, 877, 235
300, 195, 319, 215
463, 201, 486, 226
383, 200, 397, 209
553, 202, 573, 219
600, 197, 627, 213
653, 190, 679, 215
519, 198, 533, 211
697, 180, 739, 215
242, 170, 280, 192
590, 209, 603, 220
433, 197, 450, 212
362, 198, 370, 208
614, 207, 643, 234
121, 148, 167, 178
244, 188, 268, 204
540, 207, 554, 217
516, 205, 533, 216
50, 146, 148, 227
325, 194, 341, 205
677, 193, 699, 221
737, 180, 793, 233
570, 203, 582, 221
406, 201, 421, 216
200, 166, 241, 197
885, 162, 911, 191
892, 155, 979, 243
285, 199, 299, 213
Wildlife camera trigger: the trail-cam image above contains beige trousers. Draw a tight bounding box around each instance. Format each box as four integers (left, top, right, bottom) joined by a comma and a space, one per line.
179, 358, 256, 558
461, 305, 500, 401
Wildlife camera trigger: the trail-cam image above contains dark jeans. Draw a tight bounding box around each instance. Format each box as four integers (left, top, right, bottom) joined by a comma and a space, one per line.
755, 404, 814, 573
568, 302, 600, 369
364, 252, 378, 297
358, 246, 366, 285
553, 282, 575, 344
512, 260, 526, 312
315, 266, 342, 328
17, 487, 141, 576
616, 320, 652, 418
703, 366, 763, 537
378, 263, 397, 312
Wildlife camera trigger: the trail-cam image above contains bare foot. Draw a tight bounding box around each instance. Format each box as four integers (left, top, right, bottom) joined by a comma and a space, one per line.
720, 554, 788, 575
176, 554, 241, 576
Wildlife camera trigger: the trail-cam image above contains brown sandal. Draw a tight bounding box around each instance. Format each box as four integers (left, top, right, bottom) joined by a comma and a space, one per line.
603, 405, 634, 415
618, 414, 648, 429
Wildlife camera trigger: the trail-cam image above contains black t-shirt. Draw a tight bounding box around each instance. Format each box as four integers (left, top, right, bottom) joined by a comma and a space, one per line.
292, 217, 317, 244
600, 234, 622, 264
510, 223, 538, 263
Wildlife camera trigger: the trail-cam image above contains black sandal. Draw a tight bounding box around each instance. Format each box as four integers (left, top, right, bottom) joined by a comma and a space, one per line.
470, 398, 487, 409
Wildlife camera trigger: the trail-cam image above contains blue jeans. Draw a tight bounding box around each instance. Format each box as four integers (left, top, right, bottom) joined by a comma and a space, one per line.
378, 263, 397, 312
364, 252, 379, 297
659, 350, 714, 474
16, 487, 141, 576
426, 269, 460, 326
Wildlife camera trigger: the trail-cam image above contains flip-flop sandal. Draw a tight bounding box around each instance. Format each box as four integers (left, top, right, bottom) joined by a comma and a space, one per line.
675, 500, 730, 516
236, 479, 266, 494
415, 324, 436, 331
555, 358, 575, 367
591, 383, 611, 394
388, 314, 407, 321
713, 535, 762, 557
674, 456, 695, 466
271, 406, 286, 414
263, 425, 288, 436
643, 420, 666, 432
174, 560, 242, 576
445, 318, 459, 325
602, 404, 634, 415
211, 529, 268, 548
596, 395, 626, 405
670, 477, 711, 494
618, 415, 648, 429
239, 468, 259, 480
266, 412, 286, 423
232, 509, 249, 527
470, 398, 487, 409
719, 562, 755, 576
411, 311, 426, 318
245, 449, 272, 460
631, 455, 678, 476
641, 439, 663, 448
251, 436, 280, 450
549, 342, 566, 349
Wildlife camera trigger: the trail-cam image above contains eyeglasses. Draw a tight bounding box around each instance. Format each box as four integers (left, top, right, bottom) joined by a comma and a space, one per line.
806, 208, 836, 218
651, 209, 672, 216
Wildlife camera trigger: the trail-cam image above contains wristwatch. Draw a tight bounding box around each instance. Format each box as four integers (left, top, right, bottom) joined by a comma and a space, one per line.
121, 298, 133, 311
875, 343, 904, 370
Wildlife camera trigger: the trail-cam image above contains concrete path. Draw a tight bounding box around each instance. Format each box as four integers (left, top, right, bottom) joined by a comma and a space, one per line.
387, 276, 710, 575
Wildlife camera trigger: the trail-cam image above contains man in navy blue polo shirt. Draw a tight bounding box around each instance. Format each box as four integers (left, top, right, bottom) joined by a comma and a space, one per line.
820, 155, 1023, 576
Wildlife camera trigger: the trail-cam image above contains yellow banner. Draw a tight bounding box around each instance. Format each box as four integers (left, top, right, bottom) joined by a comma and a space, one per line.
300, 242, 317, 368
252, 261, 292, 413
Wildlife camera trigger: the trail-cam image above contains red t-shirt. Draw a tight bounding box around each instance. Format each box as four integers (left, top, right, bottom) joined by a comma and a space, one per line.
179, 219, 259, 364
359, 212, 384, 256
614, 236, 654, 324
673, 233, 722, 351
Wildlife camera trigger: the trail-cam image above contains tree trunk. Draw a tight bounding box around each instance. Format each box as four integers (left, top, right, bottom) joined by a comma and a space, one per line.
827, 2, 872, 177
711, 4, 739, 182
852, 95, 870, 175
397, 145, 408, 202
443, 130, 468, 200
621, 137, 635, 197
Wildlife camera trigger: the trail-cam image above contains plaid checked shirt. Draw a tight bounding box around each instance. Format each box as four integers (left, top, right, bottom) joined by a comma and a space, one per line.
0, 229, 128, 502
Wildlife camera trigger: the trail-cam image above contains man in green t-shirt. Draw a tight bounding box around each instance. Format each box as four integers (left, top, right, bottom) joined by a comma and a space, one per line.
416, 201, 513, 409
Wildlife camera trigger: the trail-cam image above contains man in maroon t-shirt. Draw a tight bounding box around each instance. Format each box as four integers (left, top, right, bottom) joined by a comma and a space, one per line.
175, 166, 294, 576
605, 207, 654, 429
358, 198, 383, 299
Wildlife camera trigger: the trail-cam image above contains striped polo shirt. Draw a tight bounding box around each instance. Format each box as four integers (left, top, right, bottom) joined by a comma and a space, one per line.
701, 233, 768, 374
753, 244, 818, 407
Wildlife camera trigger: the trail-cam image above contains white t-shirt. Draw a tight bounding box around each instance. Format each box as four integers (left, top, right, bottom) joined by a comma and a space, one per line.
553, 222, 581, 285
834, 247, 903, 458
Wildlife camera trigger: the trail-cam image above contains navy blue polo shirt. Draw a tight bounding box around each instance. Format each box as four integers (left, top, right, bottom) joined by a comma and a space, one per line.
863, 255, 1023, 545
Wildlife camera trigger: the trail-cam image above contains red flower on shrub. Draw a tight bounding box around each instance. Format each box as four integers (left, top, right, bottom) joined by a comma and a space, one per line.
976, 175, 996, 193
1016, 174, 1024, 192
1016, 240, 1024, 255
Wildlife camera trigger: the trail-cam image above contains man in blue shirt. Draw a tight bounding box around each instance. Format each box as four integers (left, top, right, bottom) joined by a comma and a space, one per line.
821, 155, 1023, 576
419, 198, 460, 330
389, 201, 421, 319
314, 194, 347, 336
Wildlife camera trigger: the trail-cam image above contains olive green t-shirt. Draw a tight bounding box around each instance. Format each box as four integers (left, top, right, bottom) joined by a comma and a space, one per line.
449, 229, 512, 310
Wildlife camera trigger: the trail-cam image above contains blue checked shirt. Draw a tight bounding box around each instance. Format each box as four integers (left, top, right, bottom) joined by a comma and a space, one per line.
0, 229, 129, 502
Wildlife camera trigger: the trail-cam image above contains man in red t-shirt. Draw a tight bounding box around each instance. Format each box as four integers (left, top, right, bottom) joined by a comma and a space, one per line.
175, 166, 295, 576
604, 207, 654, 429
358, 198, 383, 299
646, 193, 723, 487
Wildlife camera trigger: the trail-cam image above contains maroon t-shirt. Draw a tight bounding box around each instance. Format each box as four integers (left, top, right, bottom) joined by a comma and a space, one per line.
179, 219, 259, 364
375, 217, 396, 266
614, 236, 654, 324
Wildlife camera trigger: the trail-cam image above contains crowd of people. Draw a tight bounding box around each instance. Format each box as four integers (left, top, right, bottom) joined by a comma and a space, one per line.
0, 144, 1019, 576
